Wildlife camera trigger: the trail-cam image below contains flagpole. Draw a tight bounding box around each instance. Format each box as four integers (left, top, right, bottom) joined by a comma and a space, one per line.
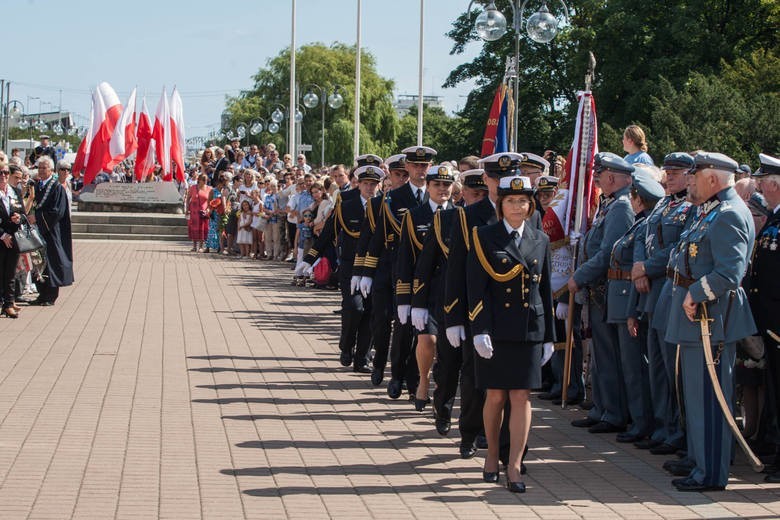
416, 0, 424, 146
354, 0, 362, 158
562, 53, 596, 408
289, 0, 297, 158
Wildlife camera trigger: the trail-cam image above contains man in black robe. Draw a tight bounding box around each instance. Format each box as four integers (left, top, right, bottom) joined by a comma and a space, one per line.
28, 156, 73, 305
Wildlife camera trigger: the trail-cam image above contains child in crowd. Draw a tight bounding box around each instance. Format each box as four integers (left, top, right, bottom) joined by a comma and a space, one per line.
236, 200, 254, 257
299, 209, 315, 261
250, 189, 265, 259
263, 180, 283, 261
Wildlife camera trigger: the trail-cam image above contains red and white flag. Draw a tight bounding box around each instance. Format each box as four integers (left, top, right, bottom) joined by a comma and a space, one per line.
108, 87, 137, 168
134, 97, 156, 181
169, 87, 186, 182
152, 87, 171, 180
84, 82, 122, 184
542, 90, 599, 294
72, 92, 95, 174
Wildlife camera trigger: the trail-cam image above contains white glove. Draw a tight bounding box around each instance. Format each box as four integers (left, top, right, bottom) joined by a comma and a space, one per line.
350, 276, 362, 295
294, 261, 311, 277
397, 304, 411, 324
303, 263, 314, 277
411, 307, 429, 332
541, 342, 555, 366
555, 302, 569, 321
446, 325, 466, 348
473, 334, 494, 359
359, 276, 373, 298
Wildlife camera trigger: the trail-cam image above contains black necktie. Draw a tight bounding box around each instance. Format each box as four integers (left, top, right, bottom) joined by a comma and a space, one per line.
510, 230, 520, 245
435, 205, 441, 212
415, 189, 422, 205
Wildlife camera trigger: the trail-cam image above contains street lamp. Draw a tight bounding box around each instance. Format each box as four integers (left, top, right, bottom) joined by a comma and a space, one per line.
469, 0, 570, 151
2, 100, 25, 152
302, 84, 345, 166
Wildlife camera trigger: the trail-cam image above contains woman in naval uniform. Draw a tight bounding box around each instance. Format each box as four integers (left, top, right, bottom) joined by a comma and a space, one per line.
466, 175, 555, 493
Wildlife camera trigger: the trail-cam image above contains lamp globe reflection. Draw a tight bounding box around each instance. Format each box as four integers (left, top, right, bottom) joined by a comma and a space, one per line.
268, 122, 280, 134
526, 3, 558, 43
475, 2, 507, 41
327, 91, 344, 109
302, 91, 319, 109
271, 108, 284, 124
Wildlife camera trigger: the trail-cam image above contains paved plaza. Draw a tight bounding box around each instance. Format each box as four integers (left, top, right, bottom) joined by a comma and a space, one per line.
0, 240, 778, 519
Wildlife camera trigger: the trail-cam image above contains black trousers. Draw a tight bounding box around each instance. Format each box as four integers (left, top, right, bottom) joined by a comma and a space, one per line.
338, 275, 372, 367
390, 318, 418, 394
0, 246, 19, 308
370, 284, 394, 373
433, 314, 461, 424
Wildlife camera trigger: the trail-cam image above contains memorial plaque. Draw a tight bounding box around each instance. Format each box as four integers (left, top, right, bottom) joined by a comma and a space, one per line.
79, 183, 184, 213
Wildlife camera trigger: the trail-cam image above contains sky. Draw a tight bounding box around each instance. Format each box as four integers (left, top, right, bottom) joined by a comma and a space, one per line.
3, 0, 480, 142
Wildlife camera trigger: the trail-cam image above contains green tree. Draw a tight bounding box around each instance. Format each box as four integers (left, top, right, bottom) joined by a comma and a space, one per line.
224, 43, 399, 166
446, 0, 780, 159
396, 105, 473, 161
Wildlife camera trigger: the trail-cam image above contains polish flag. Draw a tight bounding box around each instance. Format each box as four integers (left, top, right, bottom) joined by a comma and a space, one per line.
108, 87, 137, 168
72, 92, 95, 174
152, 87, 171, 180
134, 98, 156, 181
84, 82, 122, 184
169, 87, 186, 182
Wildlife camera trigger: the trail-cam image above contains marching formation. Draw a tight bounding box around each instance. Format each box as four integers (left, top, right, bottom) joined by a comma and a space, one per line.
292, 142, 780, 495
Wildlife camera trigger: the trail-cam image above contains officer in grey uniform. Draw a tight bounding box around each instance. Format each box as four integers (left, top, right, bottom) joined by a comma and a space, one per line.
608, 168, 665, 443
633, 153, 695, 454
665, 151, 756, 492
568, 153, 635, 433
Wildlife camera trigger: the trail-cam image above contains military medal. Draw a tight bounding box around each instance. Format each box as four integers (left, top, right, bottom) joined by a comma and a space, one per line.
771, 239, 778, 251
689, 243, 698, 258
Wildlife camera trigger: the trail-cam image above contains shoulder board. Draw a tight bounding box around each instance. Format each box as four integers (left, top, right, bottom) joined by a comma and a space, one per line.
458, 206, 470, 250
366, 198, 376, 232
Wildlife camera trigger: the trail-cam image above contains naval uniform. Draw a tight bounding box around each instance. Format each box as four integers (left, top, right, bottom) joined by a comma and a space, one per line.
304, 194, 372, 370
33, 177, 73, 304
364, 182, 426, 396
573, 184, 634, 428
410, 205, 459, 429
467, 219, 555, 388
665, 186, 755, 488
748, 205, 780, 470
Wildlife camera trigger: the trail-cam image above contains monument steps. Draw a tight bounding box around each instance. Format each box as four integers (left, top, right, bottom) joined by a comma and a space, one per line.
72, 212, 188, 242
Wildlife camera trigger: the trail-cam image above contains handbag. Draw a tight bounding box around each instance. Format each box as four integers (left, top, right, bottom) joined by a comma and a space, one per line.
14, 215, 45, 253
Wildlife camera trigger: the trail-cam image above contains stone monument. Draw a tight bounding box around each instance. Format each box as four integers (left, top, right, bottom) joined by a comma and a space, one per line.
78, 182, 184, 214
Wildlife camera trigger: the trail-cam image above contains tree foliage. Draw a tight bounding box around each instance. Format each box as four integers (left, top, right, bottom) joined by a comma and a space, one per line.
224, 43, 399, 166
446, 0, 780, 162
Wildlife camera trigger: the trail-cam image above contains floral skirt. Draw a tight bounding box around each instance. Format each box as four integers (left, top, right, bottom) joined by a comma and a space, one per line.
205, 216, 221, 249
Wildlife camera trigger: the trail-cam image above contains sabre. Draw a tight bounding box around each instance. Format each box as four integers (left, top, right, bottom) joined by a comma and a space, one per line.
698, 303, 763, 472
768, 329, 780, 344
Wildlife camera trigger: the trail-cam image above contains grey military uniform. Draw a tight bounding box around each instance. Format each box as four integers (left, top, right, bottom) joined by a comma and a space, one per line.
573, 185, 634, 426
665, 186, 755, 488
608, 214, 653, 437
643, 192, 693, 448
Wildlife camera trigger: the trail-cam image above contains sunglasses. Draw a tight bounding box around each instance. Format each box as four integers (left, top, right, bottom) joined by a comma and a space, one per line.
0, 170, 10, 175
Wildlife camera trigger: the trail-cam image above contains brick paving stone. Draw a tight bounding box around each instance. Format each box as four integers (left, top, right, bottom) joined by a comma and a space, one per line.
0, 241, 779, 519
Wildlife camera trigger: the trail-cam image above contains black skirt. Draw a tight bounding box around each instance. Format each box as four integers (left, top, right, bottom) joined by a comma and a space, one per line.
475, 340, 542, 390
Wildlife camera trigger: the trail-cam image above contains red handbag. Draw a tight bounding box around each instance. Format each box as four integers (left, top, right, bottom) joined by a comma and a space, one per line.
312, 257, 332, 286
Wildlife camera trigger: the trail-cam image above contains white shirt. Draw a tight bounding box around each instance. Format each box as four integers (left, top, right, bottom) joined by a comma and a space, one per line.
503, 219, 525, 245
428, 199, 448, 213
411, 184, 426, 202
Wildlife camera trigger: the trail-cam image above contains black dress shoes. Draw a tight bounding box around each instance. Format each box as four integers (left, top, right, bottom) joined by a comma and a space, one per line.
482, 465, 499, 483
650, 443, 679, 455
616, 432, 646, 443
28, 299, 53, 306
414, 397, 431, 412
552, 396, 583, 406
672, 476, 724, 492
571, 417, 599, 428
634, 439, 662, 450
353, 364, 371, 374
339, 350, 353, 367
506, 480, 526, 493
435, 417, 451, 436
537, 392, 560, 401
370, 368, 384, 386
588, 421, 625, 434
460, 442, 477, 459
387, 379, 402, 399
764, 471, 780, 483
664, 460, 695, 477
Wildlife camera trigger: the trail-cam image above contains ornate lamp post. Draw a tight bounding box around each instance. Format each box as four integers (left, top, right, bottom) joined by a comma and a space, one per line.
468, 0, 570, 152
302, 84, 345, 166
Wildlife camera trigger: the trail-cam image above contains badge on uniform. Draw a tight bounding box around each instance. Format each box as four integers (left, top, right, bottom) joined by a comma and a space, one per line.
689, 243, 698, 258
